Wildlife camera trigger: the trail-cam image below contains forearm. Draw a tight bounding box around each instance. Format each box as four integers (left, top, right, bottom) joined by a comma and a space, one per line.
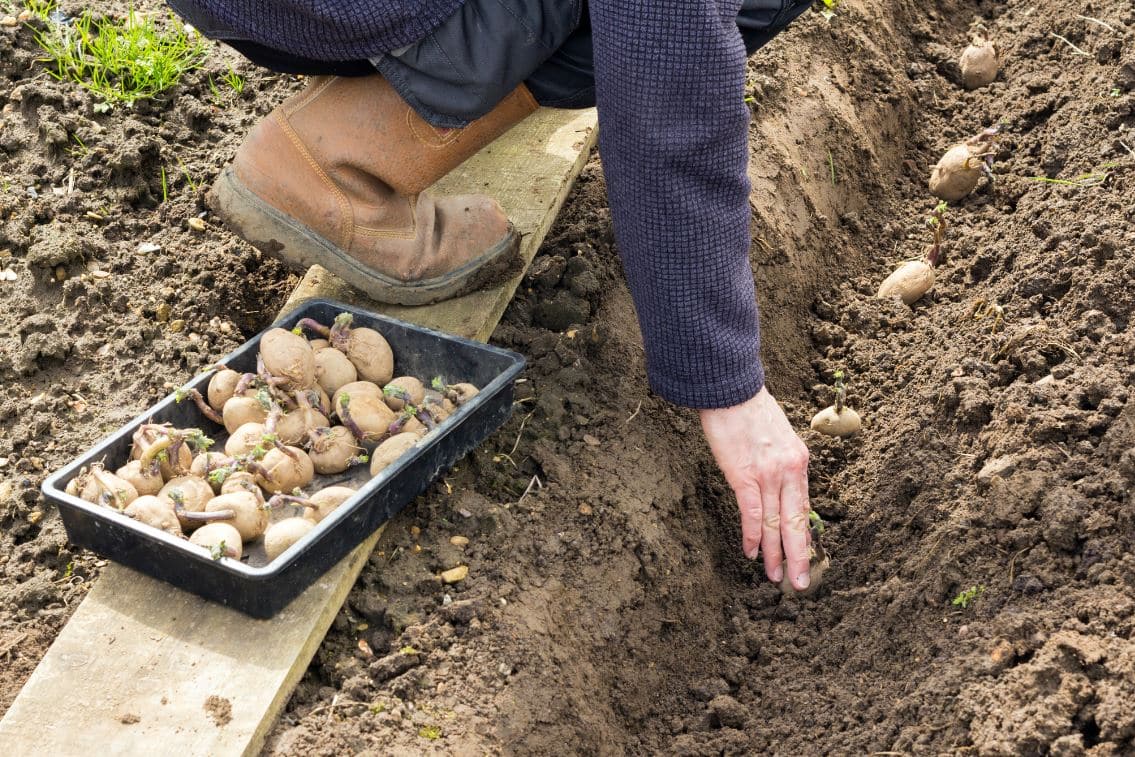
590, 0, 763, 409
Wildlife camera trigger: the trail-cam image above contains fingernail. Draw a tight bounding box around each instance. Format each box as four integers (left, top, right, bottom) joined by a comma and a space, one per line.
796, 574, 810, 590
746, 548, 759, 560
771, 565, 783, 582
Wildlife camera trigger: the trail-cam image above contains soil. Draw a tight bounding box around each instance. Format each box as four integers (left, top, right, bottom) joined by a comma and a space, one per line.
2, 0, 1134, 755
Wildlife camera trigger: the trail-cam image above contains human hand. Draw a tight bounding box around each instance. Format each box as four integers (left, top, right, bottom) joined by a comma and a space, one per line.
698, 386, 812, 590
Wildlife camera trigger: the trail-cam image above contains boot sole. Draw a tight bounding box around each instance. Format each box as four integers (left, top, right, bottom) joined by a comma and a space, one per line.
209, 167, 523, 307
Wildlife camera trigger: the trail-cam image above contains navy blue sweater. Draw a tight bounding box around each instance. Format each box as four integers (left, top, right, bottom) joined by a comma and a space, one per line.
190, 0, 763, 409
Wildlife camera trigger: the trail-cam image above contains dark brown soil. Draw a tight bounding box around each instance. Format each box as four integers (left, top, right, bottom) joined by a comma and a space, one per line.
3, 0, 1135, 755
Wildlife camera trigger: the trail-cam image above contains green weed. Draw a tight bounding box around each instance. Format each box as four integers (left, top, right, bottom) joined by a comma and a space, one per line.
222, 66, 244, 95
418, 725, 442, 741
951, 585, 984, 609
22, 0, 58, 19
33, 8, 207, 108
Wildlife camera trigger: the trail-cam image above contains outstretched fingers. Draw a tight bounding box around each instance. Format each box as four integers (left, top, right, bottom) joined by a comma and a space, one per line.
736, 484, 763, 561
780, 471, 812, 591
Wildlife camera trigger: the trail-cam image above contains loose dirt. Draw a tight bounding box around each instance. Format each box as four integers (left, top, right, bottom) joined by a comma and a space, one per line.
2, 0, 1134, 754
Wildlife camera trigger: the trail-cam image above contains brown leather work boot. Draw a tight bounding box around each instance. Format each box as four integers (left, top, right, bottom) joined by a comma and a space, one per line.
209, 75, 538, 306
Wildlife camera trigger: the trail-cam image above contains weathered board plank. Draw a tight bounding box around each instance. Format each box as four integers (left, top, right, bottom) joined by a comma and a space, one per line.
0, 105, 597, 756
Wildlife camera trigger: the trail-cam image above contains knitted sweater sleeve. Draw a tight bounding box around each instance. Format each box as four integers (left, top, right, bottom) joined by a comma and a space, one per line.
588, 0, 764, 409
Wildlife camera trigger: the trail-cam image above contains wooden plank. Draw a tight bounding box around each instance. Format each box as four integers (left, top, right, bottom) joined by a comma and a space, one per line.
0, 106, 597, 756
0, 535, 379, 757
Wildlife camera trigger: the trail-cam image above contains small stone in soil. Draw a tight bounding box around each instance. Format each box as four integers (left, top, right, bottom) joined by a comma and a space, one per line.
1, 16, 17, 27
578, 503, 593, 515
187, 217, 207, 232
449, 535, 469, 547
156, 303, 171, 322
583, 434, 600, 446
169, 319, 186, 333
440, 565, 468, 584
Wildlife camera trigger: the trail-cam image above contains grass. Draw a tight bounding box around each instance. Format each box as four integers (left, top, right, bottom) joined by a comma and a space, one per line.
32, 7, 207, 109
1026, 166, 1115, 187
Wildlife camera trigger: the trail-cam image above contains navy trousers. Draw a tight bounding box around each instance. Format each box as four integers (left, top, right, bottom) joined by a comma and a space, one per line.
169, 0, 813, 127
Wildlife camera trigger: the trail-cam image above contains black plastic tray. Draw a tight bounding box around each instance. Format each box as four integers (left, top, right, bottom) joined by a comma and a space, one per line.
42, 299, 525, 618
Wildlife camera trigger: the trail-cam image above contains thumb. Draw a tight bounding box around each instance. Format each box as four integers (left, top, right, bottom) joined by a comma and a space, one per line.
735, 484, 763, 560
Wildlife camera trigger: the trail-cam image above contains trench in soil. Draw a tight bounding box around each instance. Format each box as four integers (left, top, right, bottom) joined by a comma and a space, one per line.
3, 0, 1135, 753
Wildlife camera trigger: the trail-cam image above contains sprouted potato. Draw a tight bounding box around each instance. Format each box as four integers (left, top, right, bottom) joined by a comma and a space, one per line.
160, 475, 216, 531
116, 460, 164, 496
124, 495, 183, 537
809, 371, 862, 438
959, 35, 998, 89
304, 486, 357, 523
190, 522, 243, 560
877, 202, 947, 306
370, 432, 419, 476
314, 347, 357, 396
307, 426, 366, 475
264, 517, 316, 561
256, 446, 315, 493
222, 395, 269, 434
383, 376, 424, 411
225, 422, 267, 457
259, 327, 316, 389
207, 368, 242, 411
79, 467, 139, 510
205, 491, 268, 541
929, 127, 999, 202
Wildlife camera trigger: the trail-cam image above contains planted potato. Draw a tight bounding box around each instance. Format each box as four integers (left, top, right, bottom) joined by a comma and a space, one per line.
190, 522, 243, 560
877, 260, 935, 305
810, 405, 862, 437
369, 432, 419, 476
304, 486, 357, 523
878, 202, 946, 307
929, 127, 999, 202
959, 36, 998, 89
116, 460, 164, 497
124, 495, 183, 537
260, 327, 315, 389
809, 370, 862, 438
264, 517, 316, 561
256, 446, 315, 494
314, 347, 357, 396
780, 513, 830, 597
